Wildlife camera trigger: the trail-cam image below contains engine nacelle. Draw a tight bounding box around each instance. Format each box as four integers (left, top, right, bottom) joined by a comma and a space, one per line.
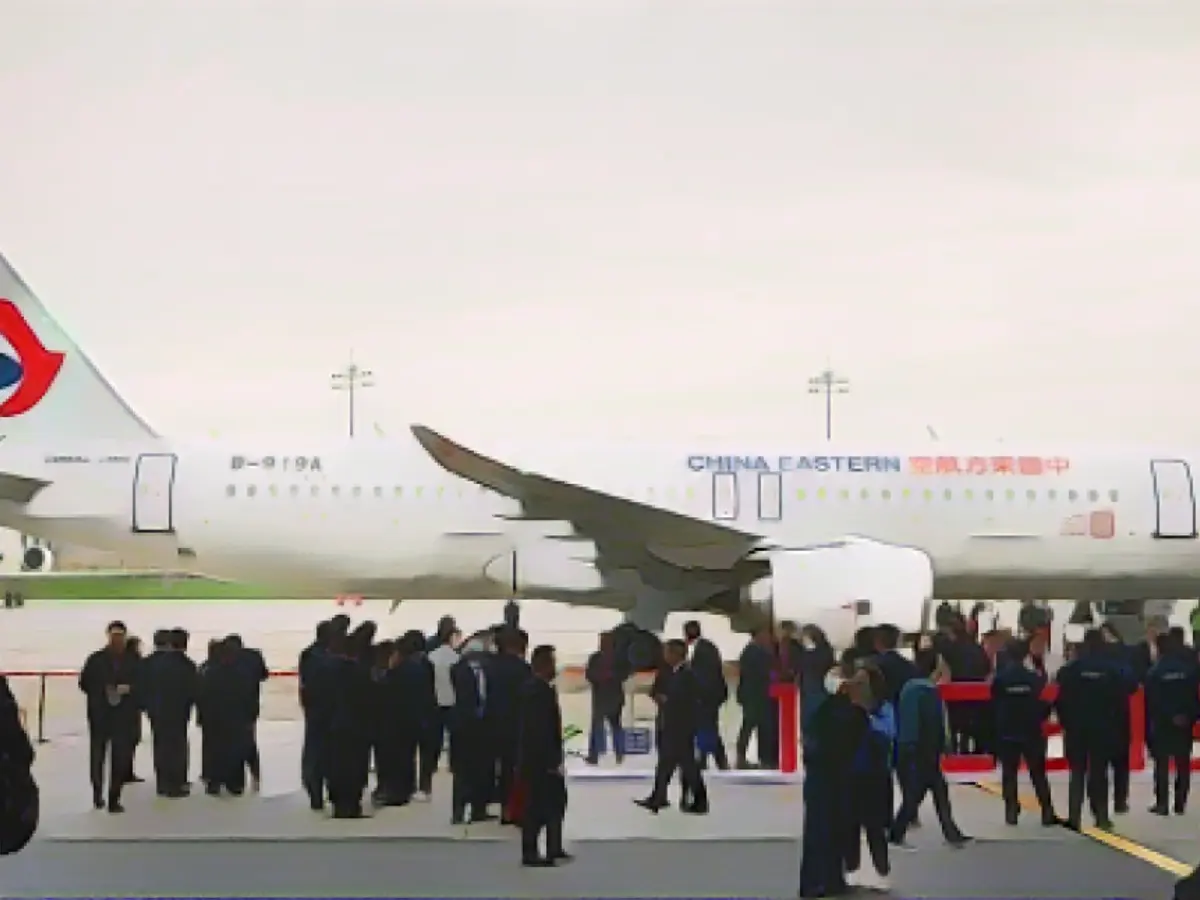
747, 542, 933, 648
21, 544, 54, 573
484, 542, 604, 593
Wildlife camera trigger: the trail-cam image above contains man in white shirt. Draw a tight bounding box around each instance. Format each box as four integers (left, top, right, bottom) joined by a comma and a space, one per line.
426, 629, 462, 791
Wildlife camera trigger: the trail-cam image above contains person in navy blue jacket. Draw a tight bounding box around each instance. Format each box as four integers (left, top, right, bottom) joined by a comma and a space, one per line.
1145, 631, 1200, 815
991, 638, 1056, 825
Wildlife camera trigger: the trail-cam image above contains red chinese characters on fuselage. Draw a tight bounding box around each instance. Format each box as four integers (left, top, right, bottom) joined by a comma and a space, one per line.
907, 455, 1070, 476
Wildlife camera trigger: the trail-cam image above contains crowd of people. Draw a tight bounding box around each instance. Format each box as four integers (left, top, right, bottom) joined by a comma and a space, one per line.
4, 600, 1200, 894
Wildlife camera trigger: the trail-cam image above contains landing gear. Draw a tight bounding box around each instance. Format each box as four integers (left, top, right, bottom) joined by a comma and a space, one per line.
503, 599, 521, 630
613, 622, 662, 672
2, 591, 23, 609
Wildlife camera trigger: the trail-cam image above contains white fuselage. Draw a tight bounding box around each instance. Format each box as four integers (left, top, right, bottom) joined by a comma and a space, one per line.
2, 438, 1198, 606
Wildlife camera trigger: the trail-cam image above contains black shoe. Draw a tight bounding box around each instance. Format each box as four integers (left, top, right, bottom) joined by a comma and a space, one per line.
1176, 803, 1188, 815
1150, 804, 1170, 816
681, 802, 709, 815
125, 774, 145, 784
1042, 810, 1059, 826
522, 857, 555, 867
634, 797, 665, 813
332, 808, 365, 819
107, 801, 124, 814
163, 787, 189, 798
470, 811, 497, 823
92, 794, 104, 810
550, 850, 573, 862
1005, 809, 1019, 826
947, 834, 973, 848
309, 797, 325, 812
205, 785, 221, 796
1114, 802, 1129, 814
451, 815, 465, 825
1094, 818, 1114, 831
584, 757, 598, 766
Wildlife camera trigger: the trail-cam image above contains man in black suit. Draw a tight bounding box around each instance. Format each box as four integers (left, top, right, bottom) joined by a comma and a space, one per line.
635, 639, 708, 814
518, 645, 571, 867
78, 621, 141, 813
684, 621, 729, 770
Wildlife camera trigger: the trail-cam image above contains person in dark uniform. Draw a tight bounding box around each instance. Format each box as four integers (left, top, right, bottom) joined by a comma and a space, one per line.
387, 631, 438, 806
798, 662, 862, 898
226, 634, 268, 792
991, 638, 1056, 825
0, 673, 37, 856
122, 636, 146, 784
1054, 628, 1135, 830
1098, 623, 1134, 813
736, 627, 777, 769
684, 621, 729, 771
298, 621, 333, 810
450, 637, 497, 824
78, 621, 140, 813
197, 637, 256, 797
1145, 631, 1200, 815
367, 640, 401, 806
490, 627, 533, 821
518, 644, 571, 867
142, 628, 197, 798
635, 639, 708, 814
327, 630, 372, 818
585, 631, 629, 765
196, 638, 221, 789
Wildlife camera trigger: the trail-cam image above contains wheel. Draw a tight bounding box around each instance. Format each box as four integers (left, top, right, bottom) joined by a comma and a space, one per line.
613, 623, 662, 672
2, 592, 10, 609
503, 600, 520, 629
13, 592, 23, 609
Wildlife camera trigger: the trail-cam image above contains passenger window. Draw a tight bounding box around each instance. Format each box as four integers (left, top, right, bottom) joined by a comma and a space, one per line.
838, 489, 849, 500
332, 486, 341, 497
374, 486, 383, 498
923, 489, 933, 501
1088, 490, 1099, 502
902, 489, 911, 500
289, 485, 299, 497
796, 489, 807, 501
712, 472, 737, 520
1005, 489, 1015, 500
225, 485, 236, 497
1109, 489, 1119, 502
985, 489, 994, 501
1048, 489, 1057, 501
943, 489, 952, 501
881, 489, 891, 500
1026, 489, 1036, 500
1068, 490, 1078, 502
310, 485, 319, 497
247, 485, 257, 498
394, 486, 403, 498
816, 488, 827, 500
964, 489, 974, 500
268, 485, 278, 497
352, 486, 362, 498
860, 488, 870, 500
758, 472, 782, 520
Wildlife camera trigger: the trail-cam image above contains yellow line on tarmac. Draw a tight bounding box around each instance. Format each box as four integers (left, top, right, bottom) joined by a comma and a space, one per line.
971, 781, 1193, 877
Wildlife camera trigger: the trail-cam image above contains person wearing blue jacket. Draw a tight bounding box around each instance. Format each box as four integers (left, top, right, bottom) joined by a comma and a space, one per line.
991, 638, 1056, 826
1145, 631, 1200, 815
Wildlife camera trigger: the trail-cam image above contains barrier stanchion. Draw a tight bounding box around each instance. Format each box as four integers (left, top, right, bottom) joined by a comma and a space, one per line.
770, 681, 799, 774
36, 673, 48, 744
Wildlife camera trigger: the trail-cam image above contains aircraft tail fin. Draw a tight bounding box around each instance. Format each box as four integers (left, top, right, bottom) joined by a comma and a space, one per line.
0, 252, 157, 441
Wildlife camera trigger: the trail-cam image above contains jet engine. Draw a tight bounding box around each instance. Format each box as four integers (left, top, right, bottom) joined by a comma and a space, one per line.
735, 541, 933, 648
21, 544, 53, 573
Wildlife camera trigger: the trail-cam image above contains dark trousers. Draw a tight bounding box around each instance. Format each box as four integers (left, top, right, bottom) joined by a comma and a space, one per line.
1152, 736, 1192, 811
648, 740, 708, 808
245, 721, 261, 781
496, 729, 518, 812
1066, 740, 1114, 825
393, 730, 418, 804
88, 722, 134, 805
150, 717, 189, 793
799, 767, 849, 898
890, 747, 963, 843
588, 707, 625, 761
328, 730, 370, 814
736, 701, 776, 767
206, 724, 250, 795
417, 721, 438, 794
521, 772, 566, 862
428, 706, 453, 776
845, 772, 890, 877
450, 722, 491, 819
301, 718, 330, 806
1110, 737, 1130, 809
997, 737, 1054, 819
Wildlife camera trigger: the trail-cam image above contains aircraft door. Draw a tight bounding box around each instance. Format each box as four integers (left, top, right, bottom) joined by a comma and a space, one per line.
1150, 459, 1197, 539
133, 453, 177, 533
712, 472, 739, 521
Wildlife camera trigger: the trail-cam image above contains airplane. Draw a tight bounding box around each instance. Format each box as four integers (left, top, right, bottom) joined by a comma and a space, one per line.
0, 250, 1193, 655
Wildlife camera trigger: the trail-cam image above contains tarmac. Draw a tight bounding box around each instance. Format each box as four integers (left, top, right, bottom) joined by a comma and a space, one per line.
0, 717, 1192, 899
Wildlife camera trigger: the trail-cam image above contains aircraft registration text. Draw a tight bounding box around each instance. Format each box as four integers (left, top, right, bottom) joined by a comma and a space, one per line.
230, 455, 323, 473
687, 455, 902, 473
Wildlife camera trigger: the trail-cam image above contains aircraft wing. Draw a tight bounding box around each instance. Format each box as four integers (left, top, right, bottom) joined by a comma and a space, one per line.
0, 472, 51, 505
410, 425, 762, 571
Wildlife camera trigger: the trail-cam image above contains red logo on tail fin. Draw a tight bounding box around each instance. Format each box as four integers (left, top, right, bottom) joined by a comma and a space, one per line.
0, 300, 65, 417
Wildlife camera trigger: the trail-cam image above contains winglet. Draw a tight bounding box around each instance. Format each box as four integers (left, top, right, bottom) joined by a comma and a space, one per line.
410, 425, 525, 498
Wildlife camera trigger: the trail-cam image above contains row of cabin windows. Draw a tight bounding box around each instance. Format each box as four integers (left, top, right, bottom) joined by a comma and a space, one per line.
222, 482, 1120, 505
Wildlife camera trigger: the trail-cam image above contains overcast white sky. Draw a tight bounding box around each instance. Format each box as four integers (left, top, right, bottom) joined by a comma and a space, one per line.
1, 0, 1198, 444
